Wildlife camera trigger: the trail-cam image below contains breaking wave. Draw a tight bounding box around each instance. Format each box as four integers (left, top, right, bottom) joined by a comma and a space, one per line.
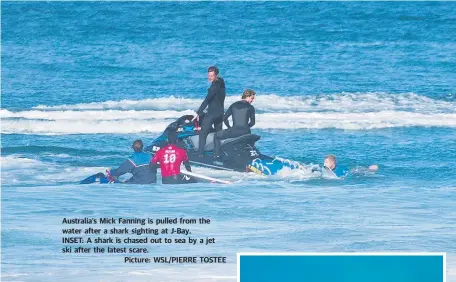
2, 93, 455, 135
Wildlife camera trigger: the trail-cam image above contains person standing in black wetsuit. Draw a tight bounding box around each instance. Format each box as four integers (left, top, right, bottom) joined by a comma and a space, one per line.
214, 89, 256, 158
192, 66, 226, 157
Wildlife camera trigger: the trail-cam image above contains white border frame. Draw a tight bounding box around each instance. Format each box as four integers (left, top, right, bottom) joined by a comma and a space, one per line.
237, 252, 446, 282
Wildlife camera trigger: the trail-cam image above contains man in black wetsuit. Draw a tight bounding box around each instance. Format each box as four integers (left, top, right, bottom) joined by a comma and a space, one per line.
192, 66, 226, 157
214, 89, 256, 158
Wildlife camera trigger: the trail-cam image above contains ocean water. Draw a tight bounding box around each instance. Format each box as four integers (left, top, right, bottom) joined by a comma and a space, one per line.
1, 2, 456, 281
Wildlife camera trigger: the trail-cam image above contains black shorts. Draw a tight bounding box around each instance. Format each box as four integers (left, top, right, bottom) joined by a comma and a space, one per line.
162, 174, 197, 185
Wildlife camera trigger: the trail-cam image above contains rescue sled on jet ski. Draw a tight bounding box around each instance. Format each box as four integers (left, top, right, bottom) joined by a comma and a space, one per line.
144, 114, 303, 176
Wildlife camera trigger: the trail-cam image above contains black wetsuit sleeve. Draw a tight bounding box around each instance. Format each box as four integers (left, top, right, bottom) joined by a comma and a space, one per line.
110, 160, 134, 177
223, 105, 233, 128
248, 106, 256, 128
197, 83, 219, 116
183, 160, 192, 172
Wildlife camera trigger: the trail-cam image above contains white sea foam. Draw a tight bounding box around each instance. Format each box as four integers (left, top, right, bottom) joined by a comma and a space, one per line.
2, 93, 455, 134
31, 93, 455, 113
33, 96, 203, 111
0, 109, 196, 120
0, 119, 172, 134
0, 155, 44, 169
1, 111, 455, 135
0, 155, 107, 185
256, 111, 456, 130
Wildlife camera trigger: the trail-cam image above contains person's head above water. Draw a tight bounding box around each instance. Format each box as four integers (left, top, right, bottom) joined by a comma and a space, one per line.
207, 66, 219, 82
242, 89, 256, 104
132, 139, 144, 153
324, 154, 337, 170
168, 131, 178, 145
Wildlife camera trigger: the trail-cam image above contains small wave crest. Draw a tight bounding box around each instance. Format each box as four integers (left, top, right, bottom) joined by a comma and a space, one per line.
1, 111, 455, 134
0, 155, 107, 185
2, 92, 455, 135
1, 155, 44, 169
31, 93, 456, 113
1, 145, 118, 155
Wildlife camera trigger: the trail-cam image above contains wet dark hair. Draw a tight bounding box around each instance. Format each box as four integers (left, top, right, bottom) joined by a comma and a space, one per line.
168, 131, 177, 144
208, 66, 219, 75
132, 140, 143, 152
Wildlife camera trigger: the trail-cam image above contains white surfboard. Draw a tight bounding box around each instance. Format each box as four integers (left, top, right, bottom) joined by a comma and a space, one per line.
181, 171, 233, 184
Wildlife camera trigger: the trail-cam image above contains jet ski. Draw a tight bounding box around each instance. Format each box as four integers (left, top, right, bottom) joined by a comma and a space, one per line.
80, 114, 304, 184
144, 114, 303, 176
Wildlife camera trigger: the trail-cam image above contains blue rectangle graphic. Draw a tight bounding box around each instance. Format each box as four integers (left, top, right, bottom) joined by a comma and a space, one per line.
239, 253, 444, 282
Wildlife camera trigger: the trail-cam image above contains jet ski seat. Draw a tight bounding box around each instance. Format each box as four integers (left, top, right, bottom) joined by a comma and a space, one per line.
188, 133, 216, 151
220, 134, 260, 147
187, 133, 260, 152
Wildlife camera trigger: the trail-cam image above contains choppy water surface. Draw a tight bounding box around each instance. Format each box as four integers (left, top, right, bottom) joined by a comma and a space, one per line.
2, 2, 455, 281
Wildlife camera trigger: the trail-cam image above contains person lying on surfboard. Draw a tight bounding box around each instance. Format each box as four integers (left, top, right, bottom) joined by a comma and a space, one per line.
79, 140, 157, 184
151, 131, 198, 185
318, 154, 379, 178
104, 139, 157, 184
